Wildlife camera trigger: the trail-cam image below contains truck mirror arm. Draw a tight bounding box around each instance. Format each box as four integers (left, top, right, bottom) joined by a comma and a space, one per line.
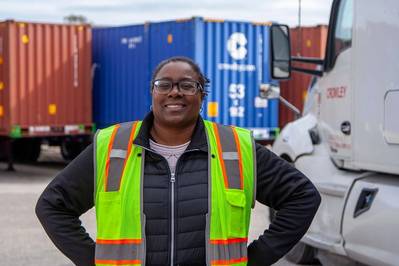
290, 57, 324, 77
292, 57, 324, 65
291, 66, 324, 77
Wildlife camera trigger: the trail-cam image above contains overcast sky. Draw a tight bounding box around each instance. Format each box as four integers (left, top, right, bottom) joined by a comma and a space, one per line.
0, 0, 332, 27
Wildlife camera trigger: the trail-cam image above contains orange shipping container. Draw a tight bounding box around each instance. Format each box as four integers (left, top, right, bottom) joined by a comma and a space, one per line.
0, 20, 92, 138
279, 25, 328, 129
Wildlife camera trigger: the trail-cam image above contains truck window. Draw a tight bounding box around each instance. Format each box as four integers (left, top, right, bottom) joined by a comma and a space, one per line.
333, 0, 353, 60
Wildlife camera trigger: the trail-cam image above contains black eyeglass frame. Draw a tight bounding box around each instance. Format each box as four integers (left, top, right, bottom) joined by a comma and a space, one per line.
152, 79, 204, 95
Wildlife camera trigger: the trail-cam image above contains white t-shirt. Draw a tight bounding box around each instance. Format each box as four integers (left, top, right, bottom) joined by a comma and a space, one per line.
149, 139, 190, 175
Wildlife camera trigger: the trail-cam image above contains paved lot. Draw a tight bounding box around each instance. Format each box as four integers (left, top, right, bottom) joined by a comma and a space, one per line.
0, 145, 308, 266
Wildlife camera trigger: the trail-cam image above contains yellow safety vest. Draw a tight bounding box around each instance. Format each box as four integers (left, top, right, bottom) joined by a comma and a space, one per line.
94, 120, 256, 265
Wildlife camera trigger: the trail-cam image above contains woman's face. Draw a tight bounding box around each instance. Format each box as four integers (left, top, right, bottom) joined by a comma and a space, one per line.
151, 61, 203, 129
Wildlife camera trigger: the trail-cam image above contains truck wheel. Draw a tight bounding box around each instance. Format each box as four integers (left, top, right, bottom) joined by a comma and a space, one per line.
13, 139, 41, 162
61, 140, 80, 160
61, 139, 89, 160
286, 242, 318, 264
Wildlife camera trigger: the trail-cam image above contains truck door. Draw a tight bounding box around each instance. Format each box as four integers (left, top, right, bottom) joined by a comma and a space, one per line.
318, 0, 353, 164
295, 0, 355, 254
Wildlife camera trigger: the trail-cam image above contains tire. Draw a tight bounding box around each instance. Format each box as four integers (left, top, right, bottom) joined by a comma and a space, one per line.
13, 138, 41, 162
61, 139, 86, 160
286, 241, 318, 264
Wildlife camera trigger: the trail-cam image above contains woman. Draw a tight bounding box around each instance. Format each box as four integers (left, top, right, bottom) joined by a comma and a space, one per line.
36, 56, 320, 266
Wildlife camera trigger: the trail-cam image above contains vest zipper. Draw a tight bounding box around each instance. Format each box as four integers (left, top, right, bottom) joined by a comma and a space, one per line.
135, 145, 200, 265
170, 172, 176, 266
170, 149, 198, 266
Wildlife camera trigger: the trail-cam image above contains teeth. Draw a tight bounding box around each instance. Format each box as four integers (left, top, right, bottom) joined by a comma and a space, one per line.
166, 105, 183, 107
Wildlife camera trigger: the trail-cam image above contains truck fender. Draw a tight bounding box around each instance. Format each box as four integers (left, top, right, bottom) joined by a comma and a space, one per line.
272, 114, 317, 162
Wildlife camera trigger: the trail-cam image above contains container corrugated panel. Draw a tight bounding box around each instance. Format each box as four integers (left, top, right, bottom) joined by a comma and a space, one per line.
93, 18, 278, 139
92, 24, 150, 129
148, 18, 278, 139
0, 20, 92, 137
201, 19, 278, 139
149, 19, 195, 73
0, 23, 8, 134
279, 25, 328, 129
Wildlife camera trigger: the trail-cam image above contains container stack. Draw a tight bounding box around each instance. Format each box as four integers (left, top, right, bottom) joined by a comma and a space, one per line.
0, 20, 93, 162
93, 17, 279, 140
279, 25, 328, 128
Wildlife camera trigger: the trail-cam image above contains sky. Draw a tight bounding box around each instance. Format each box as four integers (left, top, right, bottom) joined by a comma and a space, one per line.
0, 0, 333, 27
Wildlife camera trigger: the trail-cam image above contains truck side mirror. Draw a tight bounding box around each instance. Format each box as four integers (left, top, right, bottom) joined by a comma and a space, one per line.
270, 24, 291, 79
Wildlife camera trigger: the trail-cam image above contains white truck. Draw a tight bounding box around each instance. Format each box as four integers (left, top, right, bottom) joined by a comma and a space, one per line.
267, 0, 399, 265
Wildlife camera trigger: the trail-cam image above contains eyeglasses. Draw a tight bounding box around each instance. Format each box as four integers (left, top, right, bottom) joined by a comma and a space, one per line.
152, 79, 203, 96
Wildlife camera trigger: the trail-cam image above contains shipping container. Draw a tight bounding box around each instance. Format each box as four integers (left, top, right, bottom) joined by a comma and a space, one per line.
93, 17, 279, 140
0, 20, 93, 163
279, 25, 328, 129
92, 24, 150, 129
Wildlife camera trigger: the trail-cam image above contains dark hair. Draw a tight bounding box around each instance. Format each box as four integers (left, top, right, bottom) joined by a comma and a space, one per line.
151, 56, 210, 94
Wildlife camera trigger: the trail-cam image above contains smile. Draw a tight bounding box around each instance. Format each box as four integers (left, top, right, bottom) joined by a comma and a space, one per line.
164, 104, 186, 109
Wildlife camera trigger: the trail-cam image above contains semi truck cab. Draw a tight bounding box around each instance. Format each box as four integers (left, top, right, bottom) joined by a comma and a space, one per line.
268, 0, 399, 264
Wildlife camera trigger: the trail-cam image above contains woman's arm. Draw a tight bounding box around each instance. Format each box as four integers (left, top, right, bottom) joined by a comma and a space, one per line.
247, 143, 321, 265
35, 144, 96, 266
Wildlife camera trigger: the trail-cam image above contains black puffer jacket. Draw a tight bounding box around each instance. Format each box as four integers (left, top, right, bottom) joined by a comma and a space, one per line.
36, 112, 321, 266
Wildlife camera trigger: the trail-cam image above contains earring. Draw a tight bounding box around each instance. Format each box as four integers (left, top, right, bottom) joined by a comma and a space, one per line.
150, 105, 153, 111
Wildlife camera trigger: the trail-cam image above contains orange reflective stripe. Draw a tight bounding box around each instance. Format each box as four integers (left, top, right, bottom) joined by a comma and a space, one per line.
95, 259, 141, 265
105, 124, 120, 191
210, 238, 248, 245
119, 121, 138, 190
96, 238, 142, 244
231, 127, 244, 190
211, 257, 248, 265
212, 122, 229, 188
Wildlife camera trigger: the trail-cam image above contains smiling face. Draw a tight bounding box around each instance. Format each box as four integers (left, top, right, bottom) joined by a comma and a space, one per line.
151, 61, 204, 129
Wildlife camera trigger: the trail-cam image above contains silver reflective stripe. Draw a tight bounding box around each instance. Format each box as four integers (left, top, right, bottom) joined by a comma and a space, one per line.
109, 149, 127, 159
93, 129, 100, 204
96, 242, 142, 261
107, 159, 125, 191
106, 122, 134, 192
217, 124, 241, 190
210, 241, 247, 262
222, 151, 239, 160
205, 214, 211, 266
140, 149, 146, 265
251, 135, 257, 208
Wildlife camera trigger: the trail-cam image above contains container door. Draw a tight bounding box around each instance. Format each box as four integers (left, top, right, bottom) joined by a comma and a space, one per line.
0, 23, 7, 135
198, 20, 278, 140
148, 19, 195, 74
6, 22, 92, 137
93, 25, 150, 129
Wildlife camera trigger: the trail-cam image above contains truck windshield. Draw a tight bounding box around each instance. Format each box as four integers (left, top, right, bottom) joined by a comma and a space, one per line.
334, 0, 353, 59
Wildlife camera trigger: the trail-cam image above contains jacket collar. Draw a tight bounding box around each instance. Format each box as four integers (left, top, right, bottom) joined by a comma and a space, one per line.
133, 111, 208, 152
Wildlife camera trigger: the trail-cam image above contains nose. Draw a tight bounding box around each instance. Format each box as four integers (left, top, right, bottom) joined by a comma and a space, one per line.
168, 83, 183, 96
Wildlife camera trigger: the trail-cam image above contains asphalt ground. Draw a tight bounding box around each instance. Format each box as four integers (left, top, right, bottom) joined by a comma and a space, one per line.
0, 145, 310, 266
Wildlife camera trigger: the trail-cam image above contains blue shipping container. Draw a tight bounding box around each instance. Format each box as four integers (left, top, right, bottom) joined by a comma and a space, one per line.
93, 17, 278, 139
92, 24, 151, 129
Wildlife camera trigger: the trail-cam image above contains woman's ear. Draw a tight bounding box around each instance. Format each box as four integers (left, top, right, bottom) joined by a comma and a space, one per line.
201, 91, 206, 101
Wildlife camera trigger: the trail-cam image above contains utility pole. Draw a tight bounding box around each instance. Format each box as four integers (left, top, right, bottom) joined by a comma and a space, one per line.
298, 0, 302, 27
298, 0, 302, 56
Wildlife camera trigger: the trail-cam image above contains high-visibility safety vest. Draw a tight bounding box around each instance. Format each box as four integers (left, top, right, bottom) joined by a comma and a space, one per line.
94, 120, 256, 266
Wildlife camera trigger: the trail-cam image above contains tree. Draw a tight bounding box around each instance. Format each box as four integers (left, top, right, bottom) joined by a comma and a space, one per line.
64, 14, 88, 24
